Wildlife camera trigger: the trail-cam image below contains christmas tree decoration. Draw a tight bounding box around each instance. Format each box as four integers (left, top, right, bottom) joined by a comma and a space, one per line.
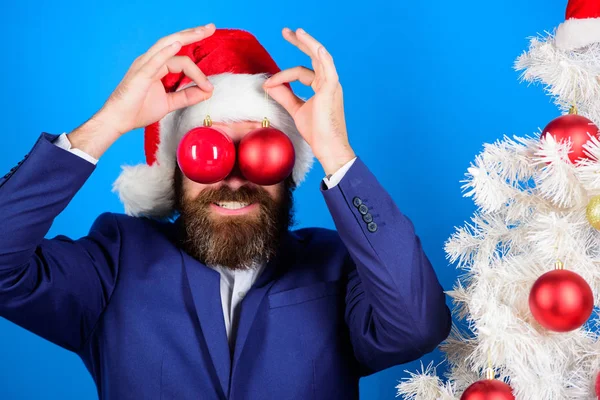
516, 0, 600, 130
397, 130, 600, 398
461, 380, 515, 400
461, 365, 515, 400
596, 371, 600, 399
396, 2, 600, 397
586, 195, 600, 230
541, 107, 599, 164
555, 0, 600, 51
238, 118, 295, 186
528, 261, 594, 332
176, 116, 236, 184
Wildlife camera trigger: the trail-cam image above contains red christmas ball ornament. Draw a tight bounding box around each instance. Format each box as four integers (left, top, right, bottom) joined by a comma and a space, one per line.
461, 379, 514, 400
528, 265, 594, 332
541, 111, 599, 163
177, 124, 236, 184
238, 121, 295, 186
595, 371, 600, 399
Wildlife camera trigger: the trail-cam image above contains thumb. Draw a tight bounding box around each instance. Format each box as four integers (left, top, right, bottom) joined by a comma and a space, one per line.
266, 84, 304, 118
167, 86, 212, 112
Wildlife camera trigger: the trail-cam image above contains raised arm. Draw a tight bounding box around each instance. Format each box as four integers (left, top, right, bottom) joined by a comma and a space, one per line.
263, 27, 451, 374
0, 23, 217, 351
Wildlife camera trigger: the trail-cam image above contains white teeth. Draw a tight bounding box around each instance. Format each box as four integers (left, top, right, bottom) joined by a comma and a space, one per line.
215, 201, 250, 210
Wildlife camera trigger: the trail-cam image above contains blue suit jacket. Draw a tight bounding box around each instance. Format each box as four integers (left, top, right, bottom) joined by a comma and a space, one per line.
0, 133, 451, 399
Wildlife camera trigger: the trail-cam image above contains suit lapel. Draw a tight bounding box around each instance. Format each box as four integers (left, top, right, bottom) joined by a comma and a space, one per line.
180, 250, 231, 399
230, 232, 302, 380
168, 217, 231, 399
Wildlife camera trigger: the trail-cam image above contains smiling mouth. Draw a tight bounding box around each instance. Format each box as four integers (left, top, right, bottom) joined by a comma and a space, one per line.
213, 201, 251, 209
210, 201, 258, 215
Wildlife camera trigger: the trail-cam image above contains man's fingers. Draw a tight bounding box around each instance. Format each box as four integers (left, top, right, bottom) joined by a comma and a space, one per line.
137, 23, 216, 66
266, 84, 305, 117
295, 28, 324, 60
316, 47, 339, 89
167, 86, 212, 112
263, 66, 315, 88
292, 29, 339, 89
138, 41, 184, 79
149, 23, 215, 56
282, 28, 313, 58
157, 56, 213, 92
282, 28, 325, 83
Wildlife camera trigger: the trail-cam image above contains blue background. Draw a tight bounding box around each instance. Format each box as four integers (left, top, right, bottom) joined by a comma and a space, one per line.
0, 0, 568, 398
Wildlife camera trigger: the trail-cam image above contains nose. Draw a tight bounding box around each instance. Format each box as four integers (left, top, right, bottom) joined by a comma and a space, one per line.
222, 159, 249, 190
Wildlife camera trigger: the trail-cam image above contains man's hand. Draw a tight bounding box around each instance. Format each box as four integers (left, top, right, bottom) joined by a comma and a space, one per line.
263, 28, 355, 176
68, 24, 216, 159
96, 23, 216, 135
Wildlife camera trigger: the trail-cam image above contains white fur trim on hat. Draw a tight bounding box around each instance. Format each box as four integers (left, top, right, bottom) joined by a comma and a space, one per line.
555, 18, 600, 50
113, 73, 314, 219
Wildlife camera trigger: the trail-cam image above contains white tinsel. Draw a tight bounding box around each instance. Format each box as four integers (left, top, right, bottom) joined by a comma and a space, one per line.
515, 33, 600, 128
396, 362, 457, 400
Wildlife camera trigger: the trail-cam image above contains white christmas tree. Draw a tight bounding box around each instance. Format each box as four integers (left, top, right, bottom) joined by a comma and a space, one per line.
396, 2, 600, 399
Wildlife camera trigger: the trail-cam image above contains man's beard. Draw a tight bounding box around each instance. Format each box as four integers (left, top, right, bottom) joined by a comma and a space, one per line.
174, 170, 295, 270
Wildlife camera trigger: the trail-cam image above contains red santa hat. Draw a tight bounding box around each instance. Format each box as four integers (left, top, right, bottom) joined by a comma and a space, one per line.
113, 29, 314, 218
555, 0, 600, 50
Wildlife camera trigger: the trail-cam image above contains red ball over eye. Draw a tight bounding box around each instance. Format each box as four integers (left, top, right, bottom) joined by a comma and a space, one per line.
238, 119, 295, 186
176, 121, 236, 184
177, 117, 295, 186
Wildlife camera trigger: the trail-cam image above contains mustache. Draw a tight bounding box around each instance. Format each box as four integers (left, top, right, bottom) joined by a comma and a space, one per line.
193, 184, 273, 206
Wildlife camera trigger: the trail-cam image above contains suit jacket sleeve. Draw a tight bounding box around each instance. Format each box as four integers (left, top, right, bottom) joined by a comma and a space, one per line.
321, 157, 451, 375
0, 133, 121, 352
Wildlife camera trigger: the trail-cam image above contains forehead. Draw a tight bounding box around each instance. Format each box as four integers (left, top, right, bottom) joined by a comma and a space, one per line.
212, 120, 262, 129
212, 121, 262, 140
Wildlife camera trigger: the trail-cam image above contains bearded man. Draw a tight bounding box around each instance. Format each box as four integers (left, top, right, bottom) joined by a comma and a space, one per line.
0, 24, 451, 400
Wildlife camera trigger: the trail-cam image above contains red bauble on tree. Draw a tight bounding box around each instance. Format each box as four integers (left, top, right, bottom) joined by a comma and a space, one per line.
529, 264, 594, 332
177, 123, 236, 184
238, 120, 295, 186
595, 371, 600, 400
461, 379, 515, 400
541, 109, 599, 163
